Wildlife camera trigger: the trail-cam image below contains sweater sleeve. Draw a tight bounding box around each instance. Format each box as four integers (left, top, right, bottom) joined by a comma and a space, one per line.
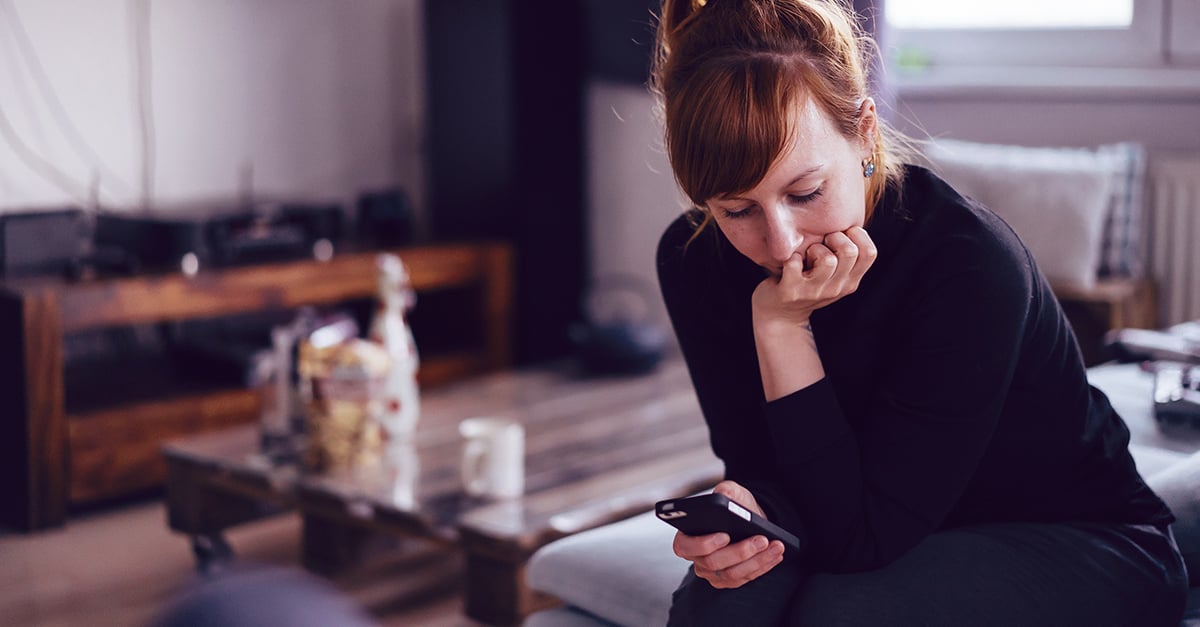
656, 217, 809, 539
764, 228, 1036, 572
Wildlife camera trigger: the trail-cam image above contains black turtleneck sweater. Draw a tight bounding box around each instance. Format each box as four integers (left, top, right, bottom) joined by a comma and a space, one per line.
656, 165, 1172, 574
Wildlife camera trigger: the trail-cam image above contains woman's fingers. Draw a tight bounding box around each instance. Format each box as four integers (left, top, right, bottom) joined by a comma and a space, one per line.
823, 231, 860, 268
817, 228, 877, 294
844, 226, 877, 258
693, 535, 767, 573
716, 540, 786, 588
673, 530, 729, 560
842, 226, 878, 283
694, 538, 786, 589
803, 243, 837, 282
712, 480, 764, 517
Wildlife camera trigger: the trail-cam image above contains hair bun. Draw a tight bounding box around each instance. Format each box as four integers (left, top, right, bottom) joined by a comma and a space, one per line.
658, 0, 707, 54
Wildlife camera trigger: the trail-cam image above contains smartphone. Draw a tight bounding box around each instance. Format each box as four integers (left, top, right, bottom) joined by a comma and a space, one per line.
654, 493, 802, 553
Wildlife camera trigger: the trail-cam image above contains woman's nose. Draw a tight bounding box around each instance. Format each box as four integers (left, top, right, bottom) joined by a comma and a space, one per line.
763, 208, 800, 263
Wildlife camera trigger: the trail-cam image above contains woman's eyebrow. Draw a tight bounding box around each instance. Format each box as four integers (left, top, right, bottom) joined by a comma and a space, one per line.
785, 165, 824, 188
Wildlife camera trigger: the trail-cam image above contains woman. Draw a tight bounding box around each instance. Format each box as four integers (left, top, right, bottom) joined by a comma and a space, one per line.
652, 0, 1188, 625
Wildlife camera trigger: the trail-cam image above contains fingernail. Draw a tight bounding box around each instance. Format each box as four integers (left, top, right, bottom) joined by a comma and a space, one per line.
754, 536, 768, 550
771, 544, 784, 556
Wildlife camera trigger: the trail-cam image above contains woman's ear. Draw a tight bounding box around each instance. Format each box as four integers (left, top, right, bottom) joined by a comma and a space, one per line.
857, 97, 878, 157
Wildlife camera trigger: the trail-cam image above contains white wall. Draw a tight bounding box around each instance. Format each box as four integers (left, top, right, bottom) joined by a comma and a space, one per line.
586, 80, 686, 330
0, 0, 425, 221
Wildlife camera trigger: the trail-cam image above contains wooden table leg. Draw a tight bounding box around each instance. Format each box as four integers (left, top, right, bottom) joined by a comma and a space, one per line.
191, 532, 235, 574
462, 552, 559, 626
165, 458, 282, 535
301, 513, 383, 576
164, 454, 290, 576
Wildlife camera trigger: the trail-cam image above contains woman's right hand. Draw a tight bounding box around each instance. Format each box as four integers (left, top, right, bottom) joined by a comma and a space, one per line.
671, 481, 787, 589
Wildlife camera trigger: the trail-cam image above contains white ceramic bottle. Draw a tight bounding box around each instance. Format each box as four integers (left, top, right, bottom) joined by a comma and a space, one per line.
367, 253, 421, 439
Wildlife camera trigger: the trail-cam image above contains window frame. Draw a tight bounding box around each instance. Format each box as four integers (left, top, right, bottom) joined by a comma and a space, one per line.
1169, 0, 1200, 64
885, 0, 1167, 69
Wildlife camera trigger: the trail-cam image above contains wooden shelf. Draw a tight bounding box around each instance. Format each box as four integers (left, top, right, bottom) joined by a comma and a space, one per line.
0, 242, 513, 531
1052, 277, 1158, 366
41, 244, 501, 333
68, 387, 261, 503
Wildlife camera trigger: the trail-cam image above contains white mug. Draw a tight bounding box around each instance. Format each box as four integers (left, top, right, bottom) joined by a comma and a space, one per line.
459, 417, 525, 499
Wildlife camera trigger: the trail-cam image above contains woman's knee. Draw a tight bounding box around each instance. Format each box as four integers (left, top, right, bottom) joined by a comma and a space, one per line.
668, 564, 807, 627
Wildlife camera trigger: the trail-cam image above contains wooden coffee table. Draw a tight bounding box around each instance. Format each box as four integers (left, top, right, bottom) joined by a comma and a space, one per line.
162, 358, 722, 625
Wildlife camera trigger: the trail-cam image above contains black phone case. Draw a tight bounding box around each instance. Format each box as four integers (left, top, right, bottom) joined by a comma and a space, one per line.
655, 493, 802, 553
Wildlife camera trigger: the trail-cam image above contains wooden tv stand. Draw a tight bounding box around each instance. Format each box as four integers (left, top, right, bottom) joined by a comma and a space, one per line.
0, 242, 512, 531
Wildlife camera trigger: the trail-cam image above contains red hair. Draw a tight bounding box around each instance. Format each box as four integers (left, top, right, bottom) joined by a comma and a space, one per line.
651, 0, 907, 228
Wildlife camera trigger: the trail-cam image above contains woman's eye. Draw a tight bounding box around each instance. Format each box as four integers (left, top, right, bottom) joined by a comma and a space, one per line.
722, 206, 753, 220
788, 188, 823, 204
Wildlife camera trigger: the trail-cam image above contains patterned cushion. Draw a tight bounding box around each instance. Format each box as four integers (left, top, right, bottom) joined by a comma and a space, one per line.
1095, 142, 1147, 278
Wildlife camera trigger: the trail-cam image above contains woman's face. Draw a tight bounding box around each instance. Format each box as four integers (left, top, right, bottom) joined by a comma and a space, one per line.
705, 97, 876, 277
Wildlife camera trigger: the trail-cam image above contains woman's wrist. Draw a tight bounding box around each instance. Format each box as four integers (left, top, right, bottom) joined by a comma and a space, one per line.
753, 317, 824, 401
752, 313, 813, 336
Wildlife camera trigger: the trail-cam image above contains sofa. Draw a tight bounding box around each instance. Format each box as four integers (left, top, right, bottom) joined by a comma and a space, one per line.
523, 363, 1200, 626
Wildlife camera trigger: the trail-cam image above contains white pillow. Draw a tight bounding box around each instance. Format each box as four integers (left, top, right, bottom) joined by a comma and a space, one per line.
922, 139, 1117, 291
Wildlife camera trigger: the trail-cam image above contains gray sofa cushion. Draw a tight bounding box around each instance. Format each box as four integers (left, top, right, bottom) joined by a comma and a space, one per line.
1132, 443, 1190, 478
526, 510, 685, 627
1146, 450, 1200, 586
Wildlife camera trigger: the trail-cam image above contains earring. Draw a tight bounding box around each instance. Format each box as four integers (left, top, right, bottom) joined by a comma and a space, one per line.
862, 157, 876, 178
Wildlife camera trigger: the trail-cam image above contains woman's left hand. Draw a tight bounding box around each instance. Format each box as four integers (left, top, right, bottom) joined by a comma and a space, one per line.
751, 226, 878, 400
752, 226, 878, 330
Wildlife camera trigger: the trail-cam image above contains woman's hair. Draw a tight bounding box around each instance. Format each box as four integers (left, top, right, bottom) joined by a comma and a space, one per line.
651, 0, 911, 228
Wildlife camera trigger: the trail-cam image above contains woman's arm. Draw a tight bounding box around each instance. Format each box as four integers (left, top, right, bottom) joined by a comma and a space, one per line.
656, 217, 782, 492
761, 228, 1037, 572
656, 217, 813, 537
752, 229, 876, 400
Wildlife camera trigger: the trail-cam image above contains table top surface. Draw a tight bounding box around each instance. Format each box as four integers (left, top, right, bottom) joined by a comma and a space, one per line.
163, 358, 722, 553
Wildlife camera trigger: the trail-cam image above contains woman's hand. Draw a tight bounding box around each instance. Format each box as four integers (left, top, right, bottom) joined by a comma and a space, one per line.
751, 226, 878, 329
671, 481, 787, 589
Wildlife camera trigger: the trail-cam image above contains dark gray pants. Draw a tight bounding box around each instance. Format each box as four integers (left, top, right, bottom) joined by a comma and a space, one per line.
668, 522, 1188, 627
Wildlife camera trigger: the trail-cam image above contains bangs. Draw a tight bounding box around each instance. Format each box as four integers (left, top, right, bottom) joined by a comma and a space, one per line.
668, 54, 808, 206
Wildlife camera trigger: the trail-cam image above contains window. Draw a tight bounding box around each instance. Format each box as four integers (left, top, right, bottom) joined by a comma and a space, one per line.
884, 0, 1182, 69
886, 1, 1132, 30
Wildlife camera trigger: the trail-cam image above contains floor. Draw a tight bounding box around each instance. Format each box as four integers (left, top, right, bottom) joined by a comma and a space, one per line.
0, 496, 473, 627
